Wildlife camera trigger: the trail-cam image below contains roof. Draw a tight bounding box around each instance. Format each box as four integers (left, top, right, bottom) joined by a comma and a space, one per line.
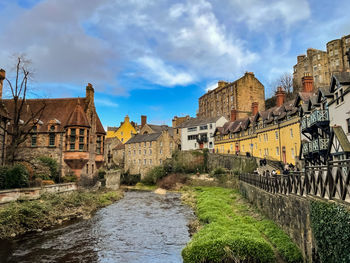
144, 124, 174, 136
126, 133, 162, 144
2, 97, 105, 134
333, 126, 350, 152
330, 72, 350, 92
178, 116, 223, 128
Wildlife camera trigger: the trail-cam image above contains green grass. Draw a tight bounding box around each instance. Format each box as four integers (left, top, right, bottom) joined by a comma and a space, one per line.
182, 187, 303, 263
0, 189, 123, 239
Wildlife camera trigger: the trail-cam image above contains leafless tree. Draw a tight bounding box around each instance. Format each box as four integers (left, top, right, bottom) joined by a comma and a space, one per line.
273, 72, 293, 94
2, 57, 46, 164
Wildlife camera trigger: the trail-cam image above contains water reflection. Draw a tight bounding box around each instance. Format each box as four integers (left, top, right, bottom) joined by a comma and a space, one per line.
0, 191, 194, 263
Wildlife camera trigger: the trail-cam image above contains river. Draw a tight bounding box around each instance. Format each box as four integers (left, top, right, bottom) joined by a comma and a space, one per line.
0, 191, 194, 263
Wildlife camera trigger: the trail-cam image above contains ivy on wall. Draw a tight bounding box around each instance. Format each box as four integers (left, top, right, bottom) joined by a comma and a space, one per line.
310, 200, 350, 263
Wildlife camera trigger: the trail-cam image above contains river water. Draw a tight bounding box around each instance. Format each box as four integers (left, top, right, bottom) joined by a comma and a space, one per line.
0, 191, 194, 263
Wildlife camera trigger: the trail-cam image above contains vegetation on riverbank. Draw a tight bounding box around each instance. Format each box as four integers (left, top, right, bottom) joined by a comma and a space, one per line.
0, 189, 123, 239
182, 187, 303, 263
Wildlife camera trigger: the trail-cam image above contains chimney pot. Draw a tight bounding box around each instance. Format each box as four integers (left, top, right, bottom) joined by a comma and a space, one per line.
141, 115, 147, 127
230, 109, 237, 122
301, 75, 314, 93
275, 87, 286, 107
251, 102, 259, 116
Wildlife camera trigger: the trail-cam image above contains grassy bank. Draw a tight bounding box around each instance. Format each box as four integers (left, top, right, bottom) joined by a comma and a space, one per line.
182, 187, 302, 263
0, 189, 123, 239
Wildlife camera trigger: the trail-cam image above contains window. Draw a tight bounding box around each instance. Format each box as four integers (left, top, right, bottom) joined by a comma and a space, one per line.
188, 127, 197, 132
340, 89, 344, 102
275, 131, 279, 140
31, 126, 37, 147
121, 131, 123, 136
276, 147, 279, 156
160, 142, 163, 147
149, 149, 152, 155
78, 129, 84, 151
70, 128, 76, 150
150, 159, 152, 165
336, 59, 339, 66
187, 135, 198, 140
330, 50, 333, 56
49, 125, 55, 147
347, 118, 350, 133
86, 164, 89, 174
144, 149, 146, 155
96, 135, 102, 154
149, 141, 152, 147
209, 124, 213, 129
290, 128, 293, 138
160, 149, 162, 154
334, 49, 338, 55
209, 142, 213, 148
318, 54, 321, 60
144, 142, 146, 147
144, 159, 146, 165
200, 125, 208, 130
133, 150, 136, 155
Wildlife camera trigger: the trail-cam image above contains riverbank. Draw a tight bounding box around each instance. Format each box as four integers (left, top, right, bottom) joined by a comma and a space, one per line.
0, 189, 123, 239
181, 187, 303, 263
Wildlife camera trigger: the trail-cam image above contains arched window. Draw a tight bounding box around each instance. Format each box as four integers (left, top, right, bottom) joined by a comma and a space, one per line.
49, 125, 55, 147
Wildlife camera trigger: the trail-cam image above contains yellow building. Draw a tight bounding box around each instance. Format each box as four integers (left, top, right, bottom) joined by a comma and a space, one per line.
214, 96, 301, 165
106, 115, 137, 143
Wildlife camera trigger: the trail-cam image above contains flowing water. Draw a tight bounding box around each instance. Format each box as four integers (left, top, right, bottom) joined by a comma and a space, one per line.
0, 191, 194, 263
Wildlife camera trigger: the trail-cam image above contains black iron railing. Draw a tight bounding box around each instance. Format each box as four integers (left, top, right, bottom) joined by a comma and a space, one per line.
239, 160, 350, 203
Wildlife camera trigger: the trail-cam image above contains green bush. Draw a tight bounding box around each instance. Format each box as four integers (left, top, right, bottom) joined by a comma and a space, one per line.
141, 166, 167, 185
310, 200, 350, 263
37, 156, 59, 183
120, 171, 140, 185
0, 164, 29, 190
63, 172, 78, 183
98, 169, 106, 180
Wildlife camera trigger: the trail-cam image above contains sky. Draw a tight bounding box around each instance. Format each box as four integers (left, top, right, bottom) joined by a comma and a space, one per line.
0, 0, 349, 128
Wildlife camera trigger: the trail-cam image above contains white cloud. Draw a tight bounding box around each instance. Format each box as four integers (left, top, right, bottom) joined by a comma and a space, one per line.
95, 98, 119, 108
137, 56, 194, 86
205, 81, 218, 92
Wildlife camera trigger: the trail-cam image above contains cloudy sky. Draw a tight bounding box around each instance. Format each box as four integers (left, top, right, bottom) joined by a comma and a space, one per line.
0, 0, 349, 127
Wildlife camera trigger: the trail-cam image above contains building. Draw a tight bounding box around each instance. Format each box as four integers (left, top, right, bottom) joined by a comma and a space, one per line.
0, 69, 10, 165
197, 72, 265, 120
124, 129, 175, 177
104, 136, 123, 168
172, 115, 191, 150
300, 72, 350, 164
2, 81, 106, 179
293, 34, 350, 92
179, 116, 227, 151
214, 87, 301, 165
106, 115, 137, 143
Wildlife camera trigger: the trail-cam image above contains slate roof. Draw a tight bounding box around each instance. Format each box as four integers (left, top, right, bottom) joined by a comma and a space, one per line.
333, 126, 350, 152
178, 116, 223, 128
126, 133, 162, 144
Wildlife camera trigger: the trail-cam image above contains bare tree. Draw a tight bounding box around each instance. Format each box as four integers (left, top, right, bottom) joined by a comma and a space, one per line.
273, 72, 293, 94
2, 57, 46, 164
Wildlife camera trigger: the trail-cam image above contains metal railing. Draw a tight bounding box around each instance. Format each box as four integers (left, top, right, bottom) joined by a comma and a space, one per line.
239, 160, 350, 203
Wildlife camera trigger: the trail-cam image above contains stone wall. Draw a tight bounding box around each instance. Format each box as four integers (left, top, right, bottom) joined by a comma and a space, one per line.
105, 170, 120, 190
239, 181, 315, 262
0, 183, 77, 204
208, 153, 257, 173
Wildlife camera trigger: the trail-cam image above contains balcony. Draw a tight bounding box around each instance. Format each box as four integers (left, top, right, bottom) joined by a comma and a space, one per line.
309, 110, 329, 127
303, 138, 329, 155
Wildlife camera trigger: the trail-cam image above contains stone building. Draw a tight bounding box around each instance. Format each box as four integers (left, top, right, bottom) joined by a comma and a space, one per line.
0, 69, 10, 165
124, 129, 175, 178
2, 82, 106, 179
197, 72, 265, 120
104, 136, 123, 168
293, 34, 350, 92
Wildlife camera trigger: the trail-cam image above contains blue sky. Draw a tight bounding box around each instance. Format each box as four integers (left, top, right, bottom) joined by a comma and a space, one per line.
0, 0, 349, 128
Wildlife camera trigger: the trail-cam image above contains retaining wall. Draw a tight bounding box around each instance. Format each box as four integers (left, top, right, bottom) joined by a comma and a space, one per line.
0, 183, 77, 204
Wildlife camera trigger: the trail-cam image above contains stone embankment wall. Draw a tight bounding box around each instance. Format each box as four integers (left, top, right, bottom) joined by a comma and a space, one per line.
0, 183, 77, 205
239, 181, 315, 262
105, 170, 121, 190
208, 153, 257, 173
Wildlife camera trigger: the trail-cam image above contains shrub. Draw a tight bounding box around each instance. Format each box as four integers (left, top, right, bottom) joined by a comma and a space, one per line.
37, 156, 59, 183
141, 166, 167, 185
63, 172, 78, 183
310, 200, 350, 263
157, 173, 188, 190
120, 171, 140, 186
0, 164, 29, 190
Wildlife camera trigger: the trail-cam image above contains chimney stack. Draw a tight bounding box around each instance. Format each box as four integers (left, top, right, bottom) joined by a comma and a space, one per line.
230, 109, 237, 122
0, 69, 5, 99
141, 115, 147, 127
86, 83, 94, 107
251, 102, 258, 116
301, 74, 314, 93
275, 87, 286, 107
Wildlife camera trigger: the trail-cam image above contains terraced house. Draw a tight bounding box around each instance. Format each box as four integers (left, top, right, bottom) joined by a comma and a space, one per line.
214, 87, 301, 165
